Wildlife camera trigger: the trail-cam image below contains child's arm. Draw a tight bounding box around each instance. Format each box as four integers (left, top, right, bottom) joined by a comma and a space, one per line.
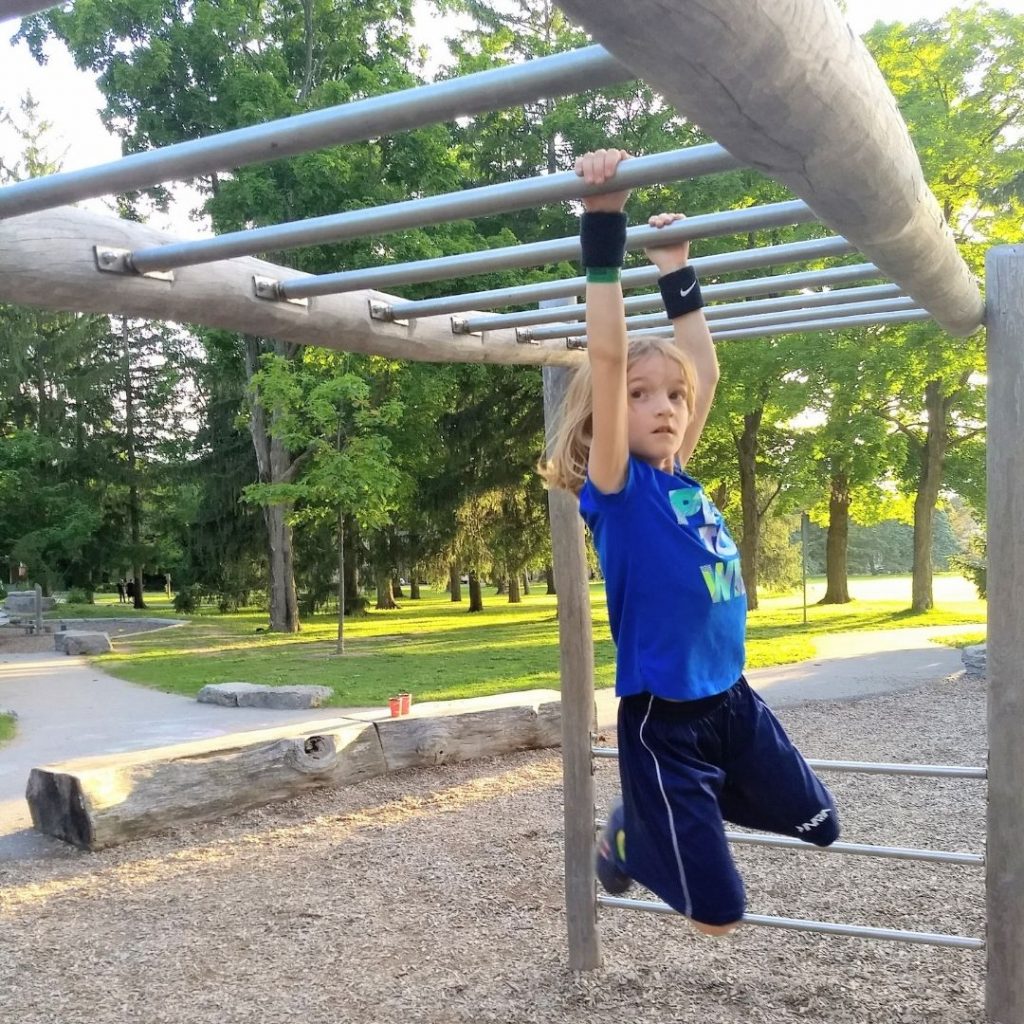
645, 212, 720, 467
575, 149, 633, 495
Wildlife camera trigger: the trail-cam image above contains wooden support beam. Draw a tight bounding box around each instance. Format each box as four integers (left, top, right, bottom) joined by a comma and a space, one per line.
26, 694, 563, 851
0, 207, 583, 367
985, 245, 1024, 1024
543, 348, 601, 971
553, 0, 984, 337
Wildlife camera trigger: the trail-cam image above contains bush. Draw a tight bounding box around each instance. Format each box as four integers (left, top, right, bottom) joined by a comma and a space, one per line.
66, 587, 94, 605
173, 585, 201, 615
950, 539, 987, 600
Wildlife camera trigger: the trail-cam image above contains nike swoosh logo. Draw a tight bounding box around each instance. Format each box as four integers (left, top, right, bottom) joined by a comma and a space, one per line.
679, 280, 697, 298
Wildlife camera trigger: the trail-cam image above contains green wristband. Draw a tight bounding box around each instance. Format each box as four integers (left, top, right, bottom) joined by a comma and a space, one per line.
586, 267, 621, 284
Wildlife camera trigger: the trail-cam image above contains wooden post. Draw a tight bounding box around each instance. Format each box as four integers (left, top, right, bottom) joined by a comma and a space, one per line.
985, 245, 1024, 1024
542, 294, 601, 971
34, 582, 43, 634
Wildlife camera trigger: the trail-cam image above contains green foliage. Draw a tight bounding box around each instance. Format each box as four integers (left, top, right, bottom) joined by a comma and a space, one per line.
949, 537, 987, 599
173, 585, 201, 615
0, 713, 16, 748
66, 587, 94, 605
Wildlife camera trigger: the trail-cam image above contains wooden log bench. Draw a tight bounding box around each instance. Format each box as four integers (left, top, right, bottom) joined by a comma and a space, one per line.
25, 689, 562, 851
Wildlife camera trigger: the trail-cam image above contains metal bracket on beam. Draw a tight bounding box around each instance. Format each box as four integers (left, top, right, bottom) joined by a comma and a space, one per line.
94, 246, 174, 282
516, 327, 538, 345
451, 316, 481, 338
566, 337, 587, 351
368, 299, 406, 326
253, 276, 309, 308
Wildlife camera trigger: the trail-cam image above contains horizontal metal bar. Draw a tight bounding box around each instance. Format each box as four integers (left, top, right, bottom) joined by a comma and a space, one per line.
597, 896, 984, 949
595, 817, 983, 866
523, 286, 909, 341
383, 236, 856, 319
459, 263, 885, 332
726, 832, 983, 866
133, 145, 746, 275
0, 46, 633, 220
276, 197, 807, 297
593, 747, 985, 778
805, 758, 987, 779
705, 296, 919, 333
706, 308, 933, 341
620, 307, 934, 343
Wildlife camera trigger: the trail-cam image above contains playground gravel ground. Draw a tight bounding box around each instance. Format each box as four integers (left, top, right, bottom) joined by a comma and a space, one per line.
0, 671, 986, 1024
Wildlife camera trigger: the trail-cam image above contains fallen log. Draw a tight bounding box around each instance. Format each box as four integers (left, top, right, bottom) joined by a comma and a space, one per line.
25, 691, 563, 851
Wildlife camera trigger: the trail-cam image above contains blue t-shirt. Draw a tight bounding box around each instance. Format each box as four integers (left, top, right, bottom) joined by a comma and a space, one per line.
579, 455, 747, 700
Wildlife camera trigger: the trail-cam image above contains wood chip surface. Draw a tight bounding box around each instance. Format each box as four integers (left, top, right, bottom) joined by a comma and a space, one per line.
0, 673, 986, 1023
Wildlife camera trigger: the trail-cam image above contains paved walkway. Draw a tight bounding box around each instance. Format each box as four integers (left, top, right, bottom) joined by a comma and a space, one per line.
0, 624, 980, 861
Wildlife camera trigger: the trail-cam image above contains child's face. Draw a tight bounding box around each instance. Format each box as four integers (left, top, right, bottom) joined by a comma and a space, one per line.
626, 353, 691, 473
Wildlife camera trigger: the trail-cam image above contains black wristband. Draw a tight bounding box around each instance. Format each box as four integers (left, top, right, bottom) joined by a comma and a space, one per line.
659, 265, 704, 319
579, 211, 628, 269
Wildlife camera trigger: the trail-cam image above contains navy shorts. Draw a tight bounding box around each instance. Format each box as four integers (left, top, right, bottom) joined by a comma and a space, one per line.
616, 677, 839, 926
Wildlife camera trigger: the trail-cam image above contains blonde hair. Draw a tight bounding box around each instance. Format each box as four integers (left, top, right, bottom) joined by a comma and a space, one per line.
538, 336, 697, 495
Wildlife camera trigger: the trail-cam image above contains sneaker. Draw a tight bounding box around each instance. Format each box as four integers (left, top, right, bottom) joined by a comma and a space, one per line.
596, 799, 633, 895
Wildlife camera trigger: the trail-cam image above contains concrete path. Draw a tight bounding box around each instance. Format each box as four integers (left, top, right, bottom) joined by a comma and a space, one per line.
0, 623, 980, 861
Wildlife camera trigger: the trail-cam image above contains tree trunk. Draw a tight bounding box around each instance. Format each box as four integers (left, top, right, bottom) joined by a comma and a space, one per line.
265, 504, 299, 630
522, 574, 530, 596
911, 379, 951, 612
343, 525, 361, 615
495, 575, 507, 595
545, 564, 556, 595
375, 567, 398, 610
467, 570, 484, 612
244, 336, 300, 633
820, 471, 852, 604
392, 574, 405, 599
335, 509, 345, 655
508, 574, 521, 603
122, 319, 147, 610
735, 408, 762, 611
449, 564, 462, 602
409, 571, 421, 600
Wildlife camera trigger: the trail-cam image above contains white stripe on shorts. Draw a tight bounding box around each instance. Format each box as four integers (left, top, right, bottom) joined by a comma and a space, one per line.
638, 693, 693, 918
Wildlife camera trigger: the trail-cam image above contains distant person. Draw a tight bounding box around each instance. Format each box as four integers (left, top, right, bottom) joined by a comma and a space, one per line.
126, 578, 135, 601
117, 578, 127, 604
538, 147, 839, 936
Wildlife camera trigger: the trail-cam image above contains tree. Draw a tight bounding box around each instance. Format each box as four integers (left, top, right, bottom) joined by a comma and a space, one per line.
245, 349, 402, 642
864, 6, 1024, 610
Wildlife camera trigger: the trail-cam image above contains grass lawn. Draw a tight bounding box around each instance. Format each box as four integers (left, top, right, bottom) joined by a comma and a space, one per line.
52, 573, 987, 708
932, 630, 987, 649
0, 713, 16, 747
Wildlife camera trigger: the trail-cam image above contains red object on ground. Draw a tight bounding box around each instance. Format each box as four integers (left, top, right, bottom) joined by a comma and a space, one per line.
388, 696, 401, 717
399, 692, 411, 715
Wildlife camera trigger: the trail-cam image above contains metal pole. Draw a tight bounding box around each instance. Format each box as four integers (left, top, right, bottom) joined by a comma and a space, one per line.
0, 47, 633, 220
593, 814, 984, 865
690, 308, 931, 342
34, 582, 43, 635
592, 747, 987, 777
985, 244, 1024, 1024
542, 297, 601, 971
273, 197, 807, 297
132, 145, 746, 274
459, 264, 885, 333
597, 896, 984, 950
524, 291, 914, 342
724, 832, 983, 866
802, 511, 809, 626
379, 236, 856, 319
